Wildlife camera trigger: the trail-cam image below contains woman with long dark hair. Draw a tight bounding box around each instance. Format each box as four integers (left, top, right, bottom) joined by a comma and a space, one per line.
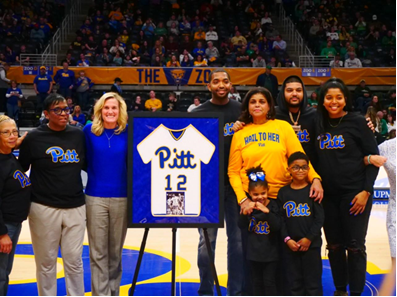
229, 87, 322, 216
315, 78, 379, 296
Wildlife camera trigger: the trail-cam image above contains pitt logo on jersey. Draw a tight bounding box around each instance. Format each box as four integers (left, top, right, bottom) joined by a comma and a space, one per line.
318, 133, 345, 149
155, 147, 196, 169
13, 170, 31, 188
283, 201, 311, 218
46, 146, 80, 163
249, 217, 270, 234
297, 129, 310, 143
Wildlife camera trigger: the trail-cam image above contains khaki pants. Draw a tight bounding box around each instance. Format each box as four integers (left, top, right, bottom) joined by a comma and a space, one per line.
29, 202, 86, 296
86, 195, 128, 296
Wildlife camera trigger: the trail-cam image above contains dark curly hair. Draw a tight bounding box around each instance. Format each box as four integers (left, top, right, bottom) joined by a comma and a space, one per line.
238, 87, 276, 124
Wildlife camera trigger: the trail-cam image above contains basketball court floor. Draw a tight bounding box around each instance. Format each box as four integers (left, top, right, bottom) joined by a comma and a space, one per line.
7, 168, 394, 296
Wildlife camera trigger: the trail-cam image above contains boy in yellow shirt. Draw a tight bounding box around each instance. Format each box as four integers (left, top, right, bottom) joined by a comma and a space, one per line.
144, 90, 163, 112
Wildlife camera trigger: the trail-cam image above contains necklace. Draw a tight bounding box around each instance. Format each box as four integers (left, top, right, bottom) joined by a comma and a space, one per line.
289, 111, 301, 125
328, 111, 348, 128
104, 130, 115, 148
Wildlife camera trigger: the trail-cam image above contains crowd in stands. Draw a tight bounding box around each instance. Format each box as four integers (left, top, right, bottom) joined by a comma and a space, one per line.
287, 0, 396, 67
0, 0, 66, 65
62, 0, 296, 68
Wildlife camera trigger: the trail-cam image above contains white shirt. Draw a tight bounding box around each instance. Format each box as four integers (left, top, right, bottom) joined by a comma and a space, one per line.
137, 124, 215, 216
206, 31, 218, 41
344, 58, 362, 68
187, 104, 201, 112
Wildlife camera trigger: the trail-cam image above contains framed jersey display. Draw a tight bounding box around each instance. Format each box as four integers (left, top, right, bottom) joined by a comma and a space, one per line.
128, 113, 224, 228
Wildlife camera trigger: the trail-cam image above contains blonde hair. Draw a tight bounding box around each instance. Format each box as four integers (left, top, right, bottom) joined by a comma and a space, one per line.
72, 105, 82, 116
0, 115, 16, 127
91, 92, 128, 136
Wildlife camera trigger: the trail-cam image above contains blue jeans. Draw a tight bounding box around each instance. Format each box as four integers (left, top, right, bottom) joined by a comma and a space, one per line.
6, 104, 19, 120
197, 185, 246, 296
0, 222, 22, 296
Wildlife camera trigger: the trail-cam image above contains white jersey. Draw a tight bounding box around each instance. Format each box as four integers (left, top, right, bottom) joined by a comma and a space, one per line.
137, 124, 215, 217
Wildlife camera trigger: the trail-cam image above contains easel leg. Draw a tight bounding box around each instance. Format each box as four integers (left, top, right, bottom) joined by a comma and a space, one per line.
203, 228, 222, 296
171, 228, 177, 296
129, 228, 149, 296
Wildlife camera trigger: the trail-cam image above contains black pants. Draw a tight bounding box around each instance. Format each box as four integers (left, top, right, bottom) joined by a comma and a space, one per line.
250, 260, 278, 296
0, 88, 7, 112
322, 194, 373, 295
284, 246, 323, 295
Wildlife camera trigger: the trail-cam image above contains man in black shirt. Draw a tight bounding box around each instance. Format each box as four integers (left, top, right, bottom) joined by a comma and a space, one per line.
193, 69, 249, 296
19, 94, 86, 296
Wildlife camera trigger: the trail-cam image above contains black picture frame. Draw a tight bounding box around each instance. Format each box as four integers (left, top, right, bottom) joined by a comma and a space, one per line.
127, 112, 224, 228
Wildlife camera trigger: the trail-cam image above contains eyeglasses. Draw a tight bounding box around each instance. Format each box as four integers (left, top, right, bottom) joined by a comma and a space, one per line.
290, 165, 309, 172
0, 130, 19, 137
49, 107, 71, 115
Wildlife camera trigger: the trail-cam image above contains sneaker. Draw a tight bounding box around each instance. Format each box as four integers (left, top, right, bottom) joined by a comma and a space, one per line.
334, 290, 348, 296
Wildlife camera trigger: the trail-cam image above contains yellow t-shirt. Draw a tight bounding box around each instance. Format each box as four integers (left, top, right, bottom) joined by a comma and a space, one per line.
145, 98, 162, 110
228, 120, 321, 201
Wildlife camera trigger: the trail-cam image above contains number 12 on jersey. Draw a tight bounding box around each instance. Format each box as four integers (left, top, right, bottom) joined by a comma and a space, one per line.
165, 174, 187, 191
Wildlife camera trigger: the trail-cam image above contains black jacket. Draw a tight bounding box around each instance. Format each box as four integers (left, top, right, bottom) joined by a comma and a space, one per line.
276, 75, 318, 168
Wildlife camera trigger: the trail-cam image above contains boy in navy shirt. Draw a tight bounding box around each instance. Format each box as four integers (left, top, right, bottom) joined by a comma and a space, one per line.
278, 151, 324, 296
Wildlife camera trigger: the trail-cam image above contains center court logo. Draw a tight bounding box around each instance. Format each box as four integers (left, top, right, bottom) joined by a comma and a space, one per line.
170, 69, 186, 84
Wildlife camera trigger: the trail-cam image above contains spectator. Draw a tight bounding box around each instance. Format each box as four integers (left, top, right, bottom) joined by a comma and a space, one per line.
385, 48, 396, 67
282, 56, 296, 67
166, 55, 181, 67
84, 36, 98, 56
93, 10, 105, 25
339, 26, 350, 42
187, 96, 201, 112
34, 66, 53, 112
355, 16, 367, 34
110, 77, 123, 95
132, 96, 144, 112
236, 45, 251, 67
194, 27, 206, 41
145, 90, 162, 112
109, 40, 125, 55
108, 7, 123, 21
155, 22, 168, 37
66, 97, 75, 114
354, 79, 372, 112
231, 30, 247, 46
376, 111, 389, 143
164, 92, 178, 111
142, 19, 155, 39
321, 41, 337, 57
166, 15, 179, 30
192, 41, 206, 57
179, 17, 192, 35
386, 114, 396, 132
180, 53, 193, 67
179, 35, 193, 53
69, 105, 85, 128
194, 54, 208, 67
205, 25, 218, 42
327, 27, 339, 41
71, 35, 84, 51
261, 12, 272, 26
165, 36, 179, 54
54, 62, 75, 98
30, 24, 45, 44
98, 48, 113, 66
15, 45, 30, 66
129, 50, 141, 66
344, 51, 362, 68
6, 80, 23, 120
205, 41, 220, 64
252, 52, 266, 68
308, 92, 319, 108
152, 55, 164, 67
119, 30, 129, 45
268, 56, 281, 68
382, 30, 396, 47
255, 65, 278, 100
74, 71, 93, 111
309, 19, 320, 37
330, 53, 344, 67
272, 35, 287, 51
77, 53, 90, 67
169, 22, 179, 36
113, 51, 123, 66
364, 95, 382, 114
179, 49, 194, 63
228, 86, 242, 102
4, 46, 16, 64
265, 24, 279, 41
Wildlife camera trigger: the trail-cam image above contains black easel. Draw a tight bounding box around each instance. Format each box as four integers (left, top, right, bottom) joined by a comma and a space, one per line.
129, 228, 222, 296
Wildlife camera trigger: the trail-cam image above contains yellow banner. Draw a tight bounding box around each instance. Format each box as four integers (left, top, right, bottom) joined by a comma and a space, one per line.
8, 66, 396, 86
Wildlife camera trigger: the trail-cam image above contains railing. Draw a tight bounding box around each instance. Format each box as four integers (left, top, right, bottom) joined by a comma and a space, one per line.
299, 56, 336, 67
19, 54, 57, 66
278, 4, 314, 65
42, 0, 82, 57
